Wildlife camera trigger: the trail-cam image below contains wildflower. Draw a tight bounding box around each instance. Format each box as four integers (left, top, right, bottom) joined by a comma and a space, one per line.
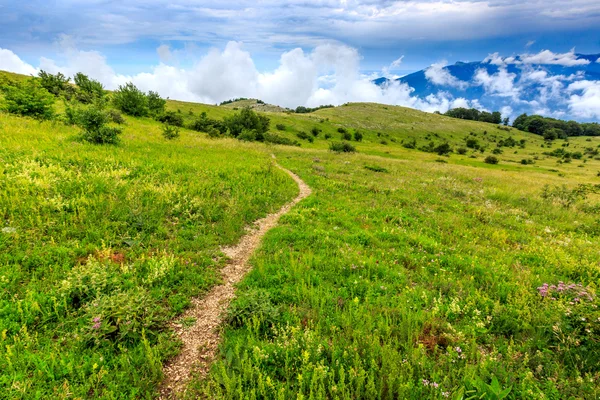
455, 346, 462, 353
92, 322, 101, 329
422, 379, 430, 386
442, 392, 450, 398
93, 316, 101, 323
432, 382, 439, 388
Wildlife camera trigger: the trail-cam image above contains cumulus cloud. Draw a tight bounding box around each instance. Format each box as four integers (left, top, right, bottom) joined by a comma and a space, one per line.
474, 66, 519, 98
424, 62, 468, 89
0, 49, 37, 76
157, 45, 172, 64
520, 49, 590, 66
567, 80, 600, 118
0, 42, 474, 113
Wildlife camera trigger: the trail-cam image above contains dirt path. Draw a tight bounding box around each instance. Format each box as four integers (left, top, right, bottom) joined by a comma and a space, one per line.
160, 157, 311, 398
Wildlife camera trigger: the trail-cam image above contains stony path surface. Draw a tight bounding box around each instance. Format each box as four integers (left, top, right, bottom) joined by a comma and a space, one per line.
160, 157, 311, 398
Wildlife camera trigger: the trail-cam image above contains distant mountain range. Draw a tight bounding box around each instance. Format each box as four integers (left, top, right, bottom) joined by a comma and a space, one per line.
374, 53, 600, 122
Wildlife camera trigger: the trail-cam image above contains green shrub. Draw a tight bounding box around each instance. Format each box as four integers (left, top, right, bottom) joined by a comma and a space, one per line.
263, 133, 301, 147
107, 109, 125, 124
112, 82, 149, 116
341, 131, 352, 141
156, 111, 184, 127
521, 159, 535, 165
492, 148, 503, 154
1, 79, 55, 120
276, 123, 286, 131
224, 107, 269, 137
484, 155, 499, 164
329, 141, 356, 153
466, 138, 479, 149
239, 129, 258, 142
38, 70, 70, 97
162, 124, 180, 140
206, 127, 222, 138
353, 130, 363, 142
226, 289, 280, 335
147, 91, 166, 116
402, 139, 417, 149
73, 72, 105, 103
78, 106, 122, 144
324, 133, 332, 140
434, 142, 452, 155
189, 112, 225, 133
311, 127, 321, 137
296, 131, 310, 140
364, 165, 388, 173
337, 127, 347, 134
457, 147, 468, 155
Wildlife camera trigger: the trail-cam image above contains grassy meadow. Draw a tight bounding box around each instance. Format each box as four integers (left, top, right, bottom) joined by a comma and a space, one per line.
1, 70, 599, 399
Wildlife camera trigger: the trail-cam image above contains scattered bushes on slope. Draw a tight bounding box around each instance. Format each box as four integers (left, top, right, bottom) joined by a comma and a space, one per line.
0, 78, 55, 120
112, 82, 150, 117
330, 141, 356, 153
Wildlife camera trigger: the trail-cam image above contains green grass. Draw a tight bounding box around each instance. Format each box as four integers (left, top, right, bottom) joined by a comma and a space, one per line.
190, 149, 600, 399
0, 112, 297, 398
1, 69, 600, 399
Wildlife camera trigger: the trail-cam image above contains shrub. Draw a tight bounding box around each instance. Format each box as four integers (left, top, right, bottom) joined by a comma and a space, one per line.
484, 155, 499, 164
162, 124, 180, 140
434, 142, 452, 155
402, 139, 417, 149
296, 131, 310, 140
466, 138, 479, 149
364, 165, 388, 173
206, 127, 221, 138
38, 70, 70, 97
492, 148, 503, 155
224, 107, 269, 137
112, 82, 149, 116
147, 91, 166, 116
78, 107, 122, 144
73, 72, 105, 103
264, 133, 301, 147
311, 127, 321, 137
226, 289, 280, 335
156, 111, 184, 127
380, 140, 388, 145
189, 112, 225, 133
521, 159, 535, 165
457, 147, 468, 155
1, 79, 55, 120
354, 131, 363, 142
238, 129, 258, 142
330, 142, 356, 153
107, 109, 125, 124
341, 131, 352, 141
324, 133, 332, 140
337, 127, 348, 134
276, 123, 286, 131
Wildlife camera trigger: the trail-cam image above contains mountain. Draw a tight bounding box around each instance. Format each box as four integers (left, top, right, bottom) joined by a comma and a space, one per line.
375, 53, 600, 122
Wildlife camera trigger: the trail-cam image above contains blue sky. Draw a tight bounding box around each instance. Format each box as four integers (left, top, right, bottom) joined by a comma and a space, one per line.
0, 1, 599, 119
2, 0, 600, 74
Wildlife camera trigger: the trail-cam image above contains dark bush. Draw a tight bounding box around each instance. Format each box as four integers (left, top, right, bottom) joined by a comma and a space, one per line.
156, 111, 184, 127
264, 133, 301, 147
457, 147, 468, 155
402, 139, 417, 149
107, 109, 125, 124
224, 107, 269, 137
147, 91, 166, 116
484, 156, 499, 164
73, 72, 105, 103
38, 70, 70, 97
77, 106, 122, 144
341, 131, 352, 141
324, 133, 332, 140
434, 142, 452, 155
276, 123, 286, 131
311, 127, 321, 137
354, 131, 363, 142
189, 112, 225, 133
296, 131, 310, 140
338, 127, 347, 134
330, 142, 356, 153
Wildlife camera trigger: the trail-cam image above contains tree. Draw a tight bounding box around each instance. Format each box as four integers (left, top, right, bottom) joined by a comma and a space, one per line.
112, 82, 149, 116
502, 117, 510, 126
565, 120, 583, 137
224, 107, 270, 137
147, 91, 166, 115
512, 113, 529, 131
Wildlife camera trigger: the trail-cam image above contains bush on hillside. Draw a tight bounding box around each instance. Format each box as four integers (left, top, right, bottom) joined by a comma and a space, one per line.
276, 123, 286, 131
112, 82, 149, 116
341, 131, 352, 141
0, 79, 55, 120
107, 109, 125, 124
434, 142, 452, 156
263, 133, 301, 147
77, 106, 122, 144
156, 110, 184, 127
189, 112, 225, 134
162, 124, 180, 140
73, 73, 105, 103
329, 141, 356, 153
354, 130, 363, 142
484, 155, 499, 165
38, 70, 70, 97
311, 127, 321, 137
147, 91, 166, 116
223, 107, 269, 137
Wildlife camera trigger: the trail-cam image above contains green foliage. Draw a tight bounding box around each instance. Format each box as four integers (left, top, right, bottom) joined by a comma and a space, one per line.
0, 78, 55, 120
112, 82, 149, 116
224, 107, 269, 137
189, 112, 225, 133
341, 130, 352, 141
434, 142, 452, 155
364, 165, 388, 173
466, 138, 480, 149
513, 113, 596, 139
38, 70, 70, 97
353, 130, 363, 142
156, 110, 184, 127
329, 141, 356, 153
162, 124, 180, 140
402, 138, 417, 149
311, 127, 321, 137
263, 133, 301, 147
484, 155, 499, 164
107, 109, 125, 124
226, 289, 280, 334
445, 107, 502, 124
73, 72, 105, 103
294, 104, 334, 113
77, 106, 122, 144
147, 91, 166, 116
457, 147, 468, 155
276, 123, 286, 131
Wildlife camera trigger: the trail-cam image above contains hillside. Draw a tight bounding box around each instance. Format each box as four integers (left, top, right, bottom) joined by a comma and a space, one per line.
1, 70, 599, 399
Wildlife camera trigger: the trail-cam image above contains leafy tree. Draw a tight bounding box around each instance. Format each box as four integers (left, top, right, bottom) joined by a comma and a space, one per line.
77, 106, 122, 144
73, 73, 105, 103
38, 70, 70, 97
189, 112, 225, 133
112, 82, 149, 116
224, 107, 269, 137
1, 79, 55, 120
147, 91, 166, 115
162, 124, 180, 140
512, 113, 529, 131
156, 111, 184, 127
353, 130, 363, 142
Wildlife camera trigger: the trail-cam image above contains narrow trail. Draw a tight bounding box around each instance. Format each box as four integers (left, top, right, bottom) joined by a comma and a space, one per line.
160, 156, 311, 398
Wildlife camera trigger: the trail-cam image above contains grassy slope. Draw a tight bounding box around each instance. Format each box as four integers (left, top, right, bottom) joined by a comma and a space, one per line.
0, 110, 297, 398
1, 70, 600, 398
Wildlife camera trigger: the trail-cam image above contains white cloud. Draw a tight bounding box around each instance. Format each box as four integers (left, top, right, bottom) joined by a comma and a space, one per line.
501, 105, 513, 120
520, 49, 590, 66
0, 48, 38, 76
474, 66, 519, 98
525, 40, 535, 48
424, 61, 468, 89
567, 80, 600, 118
